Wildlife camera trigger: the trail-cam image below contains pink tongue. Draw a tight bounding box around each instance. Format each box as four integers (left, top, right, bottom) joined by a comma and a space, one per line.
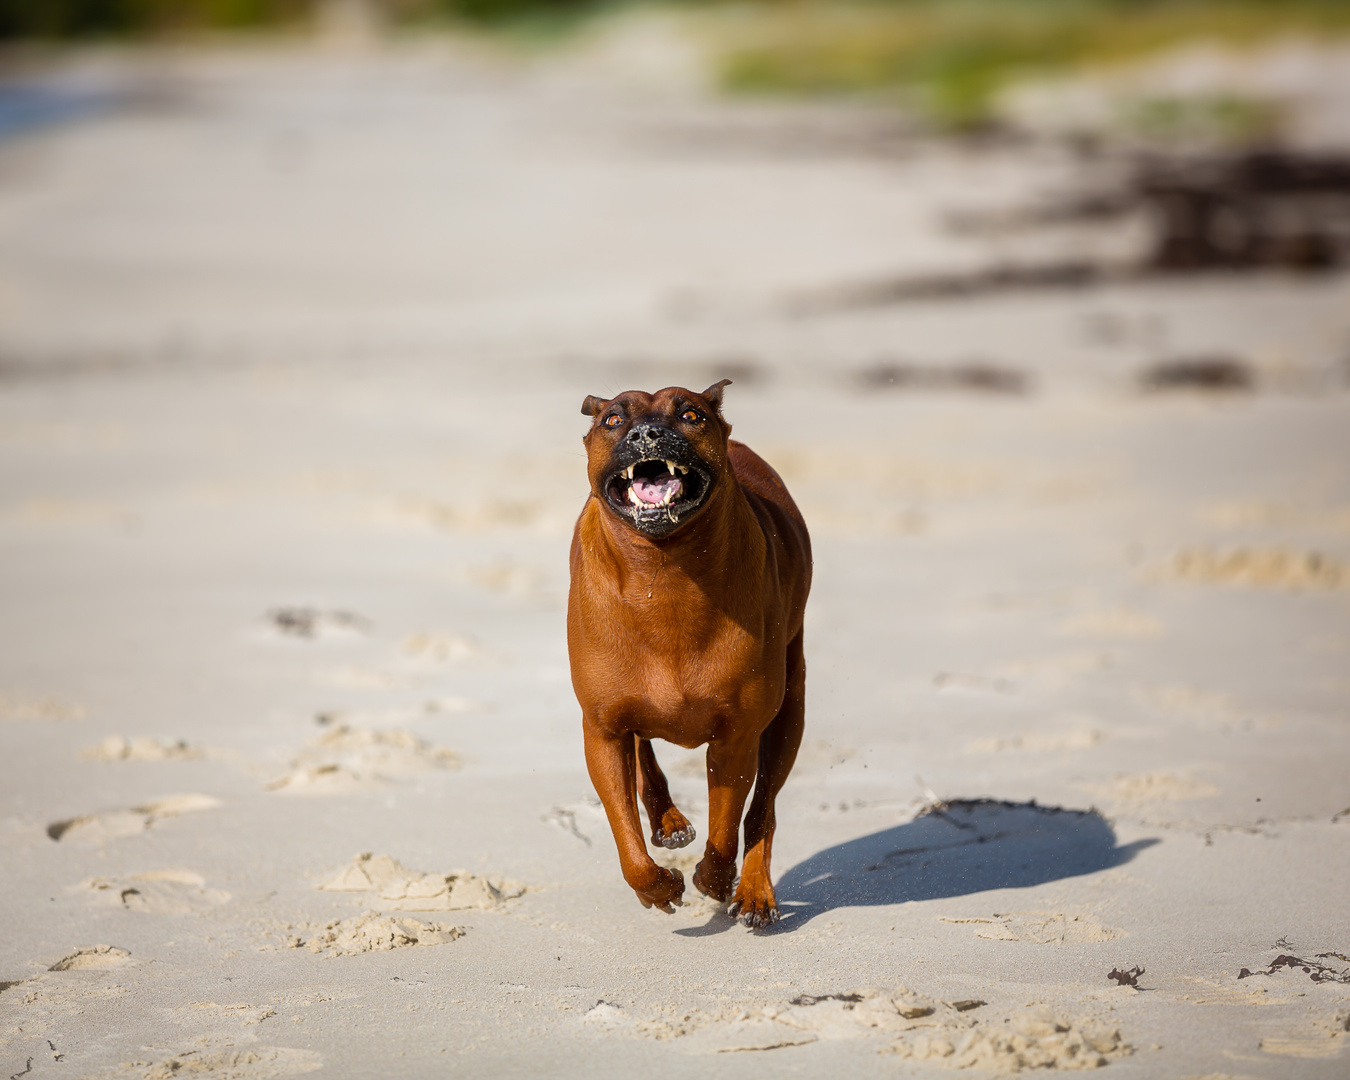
632, 474, 683, 505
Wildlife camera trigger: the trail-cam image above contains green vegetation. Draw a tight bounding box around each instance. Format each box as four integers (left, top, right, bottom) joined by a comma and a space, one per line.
1123, 93, 1283, 143
0, 0, 312, 38
403, 0, 614, 44
0, 0, 603, 39
715, 1, 1350, 128
425, 0, 596, 25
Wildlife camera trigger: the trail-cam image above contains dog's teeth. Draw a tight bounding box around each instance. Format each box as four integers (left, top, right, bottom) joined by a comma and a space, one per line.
666, 460, 676, 475
628, 487, 643, 508
625, 464, 634, 480
678, 465, 688, 474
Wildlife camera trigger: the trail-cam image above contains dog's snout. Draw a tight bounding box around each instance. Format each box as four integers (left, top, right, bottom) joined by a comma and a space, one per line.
627, 423, 672, 449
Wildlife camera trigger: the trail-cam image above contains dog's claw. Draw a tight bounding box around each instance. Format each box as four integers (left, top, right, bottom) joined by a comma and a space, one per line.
728, 893, 780, 930
740, 905, 780, 930
655, 825, 696, 850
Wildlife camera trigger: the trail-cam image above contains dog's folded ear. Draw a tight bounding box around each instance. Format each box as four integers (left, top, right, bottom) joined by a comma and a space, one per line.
580, 394, 608, 417
702, 379, 732, 410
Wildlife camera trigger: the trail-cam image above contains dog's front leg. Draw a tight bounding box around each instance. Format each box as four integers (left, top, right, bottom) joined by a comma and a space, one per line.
693, 733, 759, 903
583, 719, 686, 912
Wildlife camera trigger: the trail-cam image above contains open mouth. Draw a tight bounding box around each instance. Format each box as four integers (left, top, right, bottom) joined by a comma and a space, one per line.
604, 456, 712, 528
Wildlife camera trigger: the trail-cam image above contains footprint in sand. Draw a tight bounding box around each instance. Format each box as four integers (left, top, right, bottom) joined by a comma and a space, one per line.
885, 1006, 1127, 1069
166, 999, 276, 1026
400, 632, 482, 665
47, 795, 221, 843
319, 666, 404, 691
168, 1002, 277, 1027
263, 607, 372, 640
314, 631, 486, 691
1136, 683, 1237, 723
467, 563, 548, 599
91, 1004, 315, 1079
1259, 1026, 1348, 1058
3, 950, 136, 1067
1060, 607, 1164, 640
287, 912, 464, 957
966, 728, 1105, 754
1137, 683, 1282, 734
50, 986, 321, 1079
581, 1001, 630, 1031
1164, 547, 1350, 591
989, 652, 1115, 693
631, 987, 945, 1044
90, 1044, 322, 1080
48, 945, 133, 971
638, 986, 1129, 1067
264, 764, 372, 795
938, 911, 1121, 944
0, 691, 85, 722
265, 727, 460, 794
80, 736, 200, 762
80, 870, 230, 913
1199, 499, 1350, 532
318, 851, 525, 912
1079, 772, 1218, 808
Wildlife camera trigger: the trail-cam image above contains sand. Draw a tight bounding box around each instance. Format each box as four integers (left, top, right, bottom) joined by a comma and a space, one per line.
1, 32, 1348, 1080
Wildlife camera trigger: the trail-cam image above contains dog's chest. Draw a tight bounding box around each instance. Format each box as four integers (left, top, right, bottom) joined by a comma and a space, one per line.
612, 609, 785, 743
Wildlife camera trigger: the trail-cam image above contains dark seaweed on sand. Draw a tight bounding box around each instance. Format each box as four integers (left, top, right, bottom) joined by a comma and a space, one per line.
1239, 952, 1350, 984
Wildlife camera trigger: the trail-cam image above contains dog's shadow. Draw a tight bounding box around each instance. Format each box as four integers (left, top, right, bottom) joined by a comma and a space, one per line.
676, 798, 1156, 936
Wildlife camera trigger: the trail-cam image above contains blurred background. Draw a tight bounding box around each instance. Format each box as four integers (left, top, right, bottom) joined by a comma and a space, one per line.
2, 1, 1349, 373
7, 1, 1350, 132
6, 0, 1350, 129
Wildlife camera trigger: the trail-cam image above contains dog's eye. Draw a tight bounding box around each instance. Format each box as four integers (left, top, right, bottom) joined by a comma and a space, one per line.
680, 409, 701, 423
603, 414, 624, 428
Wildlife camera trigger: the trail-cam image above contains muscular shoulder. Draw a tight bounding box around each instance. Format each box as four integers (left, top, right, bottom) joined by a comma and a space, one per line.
728, 440, 806, 535
728, 440, 788, 496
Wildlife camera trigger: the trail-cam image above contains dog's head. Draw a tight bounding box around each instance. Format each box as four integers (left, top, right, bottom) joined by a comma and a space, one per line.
580, 380, 732, 539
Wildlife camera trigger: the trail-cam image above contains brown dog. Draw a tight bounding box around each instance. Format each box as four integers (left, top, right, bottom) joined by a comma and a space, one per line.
567, 380, 811, 928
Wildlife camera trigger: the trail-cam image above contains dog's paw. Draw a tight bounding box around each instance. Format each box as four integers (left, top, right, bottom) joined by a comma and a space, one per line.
634, 866, 685, 913
652, 808, 696, 850
692, 857, 736, 902
729, 870, 780, 931
728, 896, 780, 931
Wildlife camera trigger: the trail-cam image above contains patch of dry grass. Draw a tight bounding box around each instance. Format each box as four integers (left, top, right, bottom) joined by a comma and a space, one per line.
711, 1, 1350, 127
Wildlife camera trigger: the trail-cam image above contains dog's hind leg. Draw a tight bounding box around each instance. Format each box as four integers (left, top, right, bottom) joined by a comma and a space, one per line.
693, 730, 759, 903
635, 737, 697, 849
730, 632, 806, 930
